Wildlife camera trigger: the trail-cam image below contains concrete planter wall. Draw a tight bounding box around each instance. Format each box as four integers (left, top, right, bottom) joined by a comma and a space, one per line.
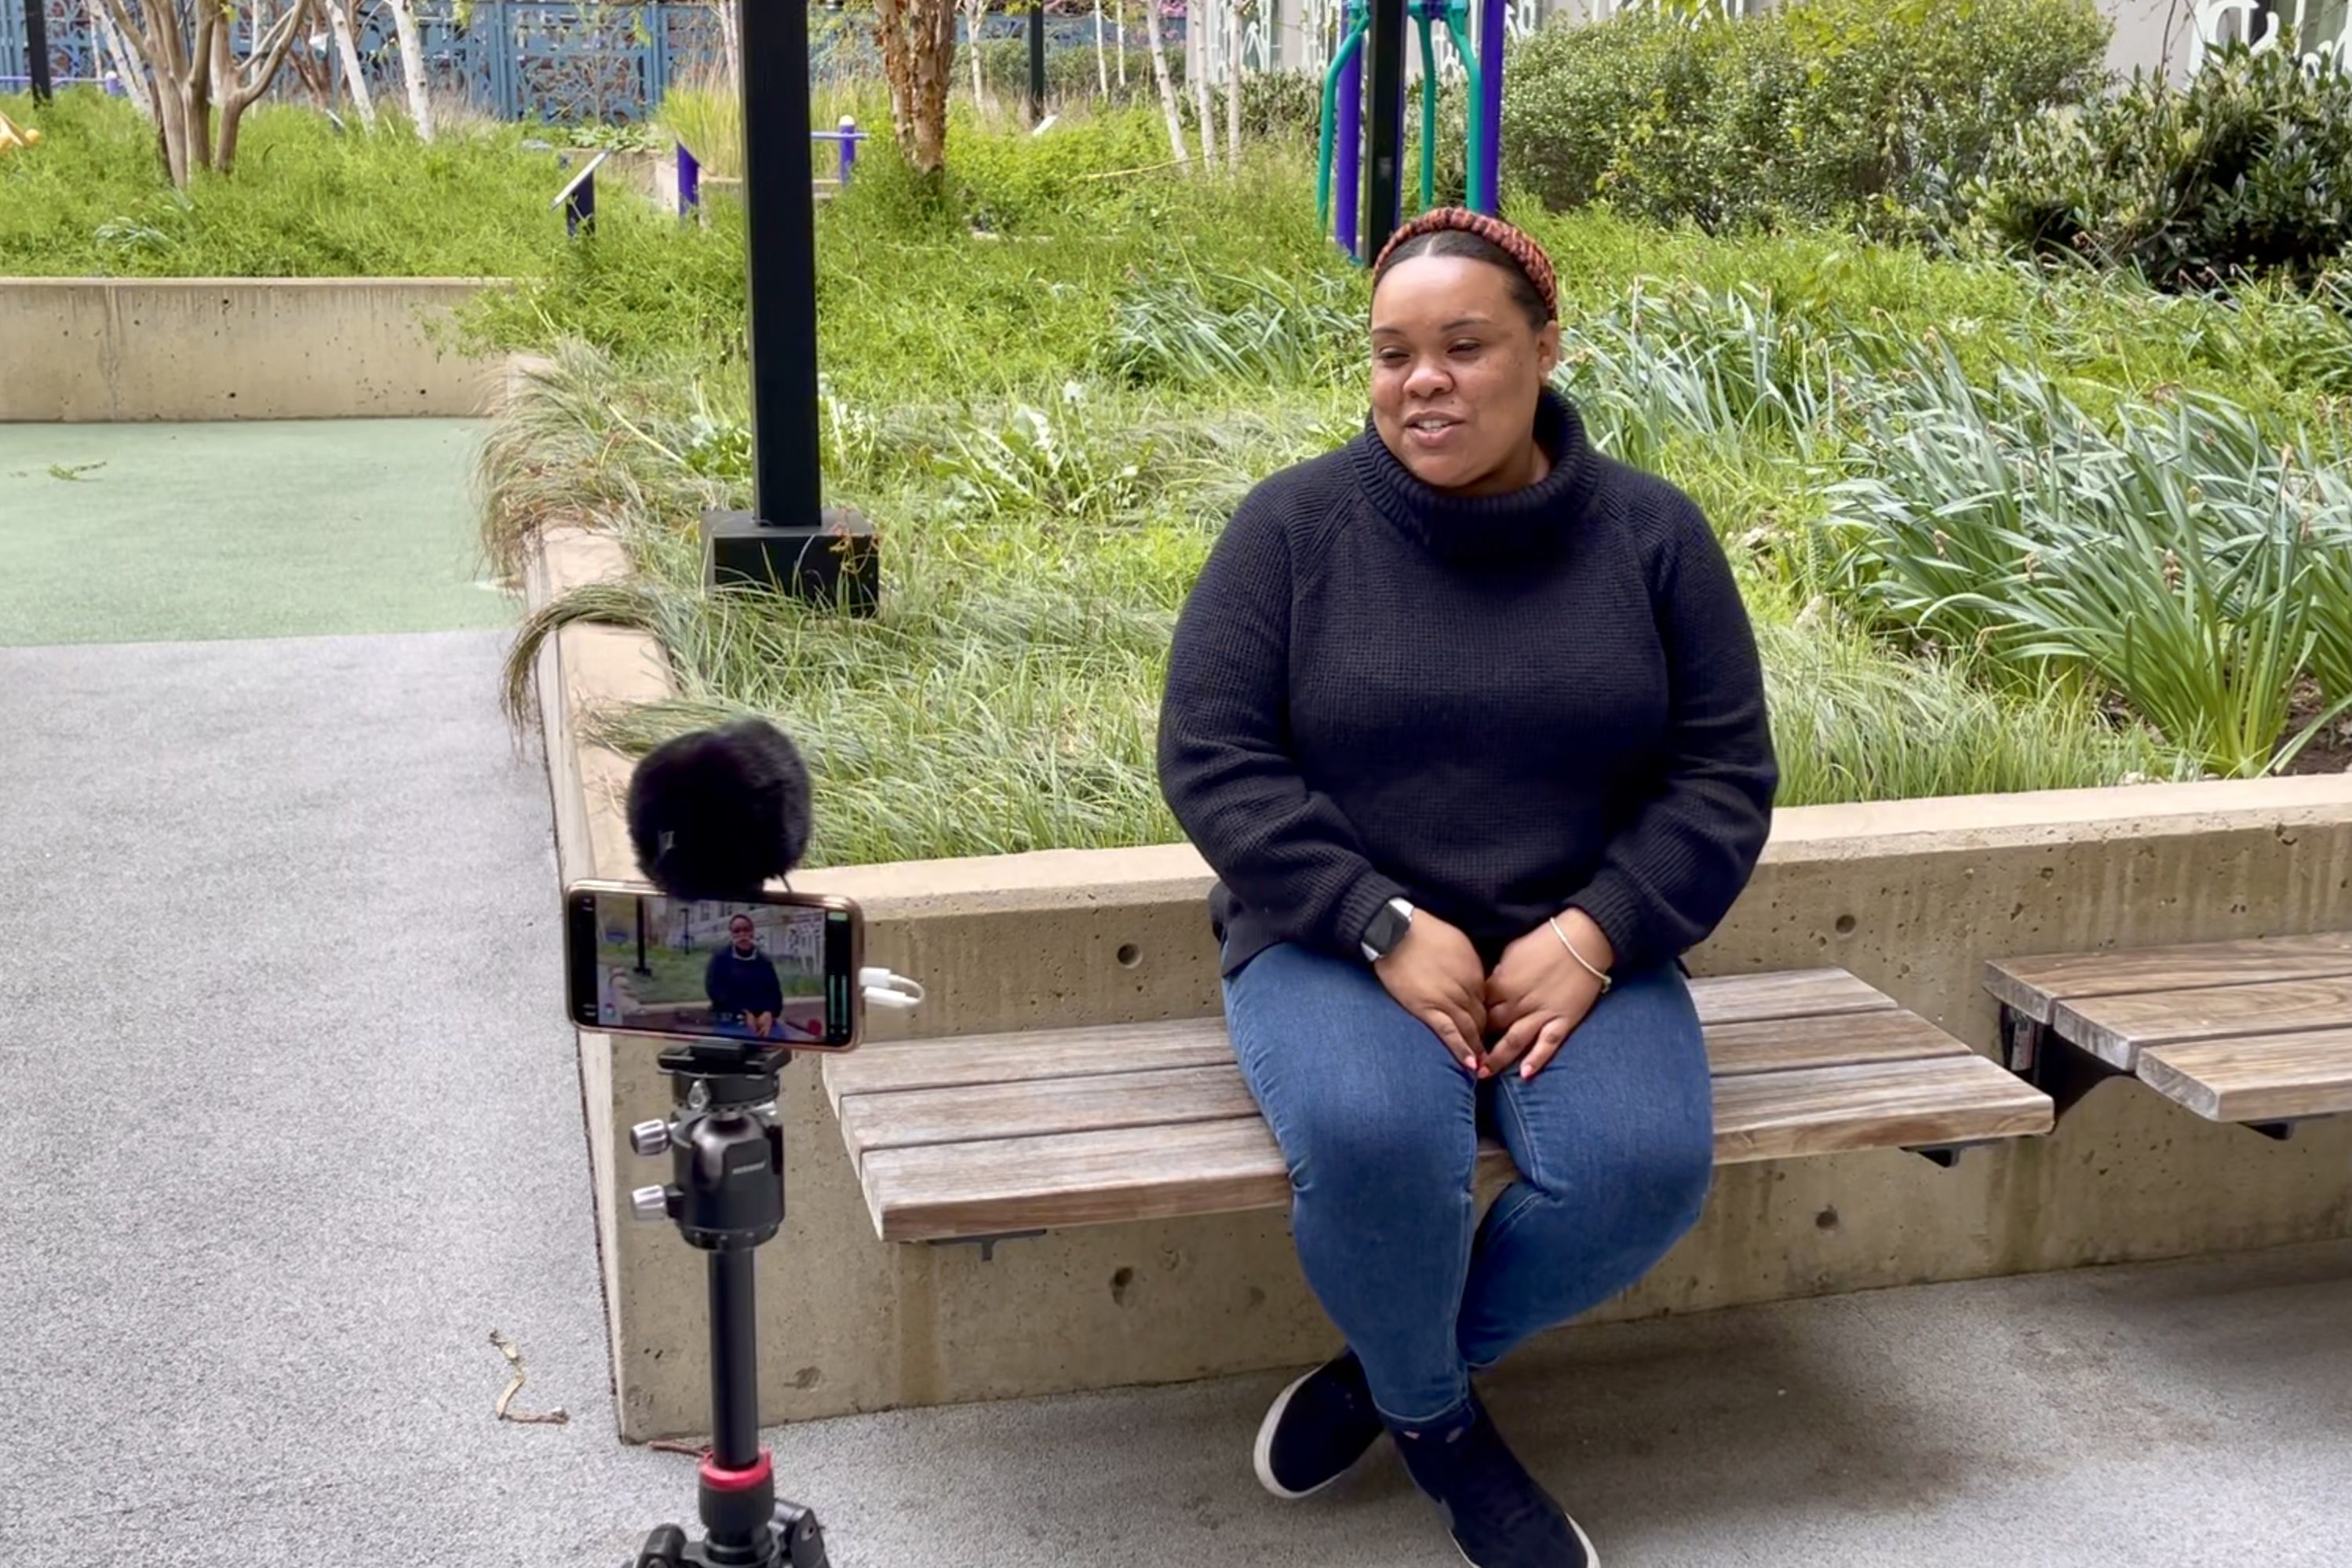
0, 277, 505, 421
527, 527, 2352, 1443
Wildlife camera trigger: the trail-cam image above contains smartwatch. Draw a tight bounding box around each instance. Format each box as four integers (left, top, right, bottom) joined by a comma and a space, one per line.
1360, 897, 1416, 963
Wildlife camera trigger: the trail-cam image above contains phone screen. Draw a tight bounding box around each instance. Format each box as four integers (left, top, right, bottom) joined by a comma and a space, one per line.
570, 888, 859, 1048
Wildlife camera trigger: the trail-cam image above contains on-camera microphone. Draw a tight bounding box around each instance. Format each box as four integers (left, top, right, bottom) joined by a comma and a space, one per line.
625, 717, 813, 901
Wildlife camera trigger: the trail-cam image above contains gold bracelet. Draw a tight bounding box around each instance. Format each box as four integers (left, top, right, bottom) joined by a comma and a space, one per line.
1548, 915, 1613, 994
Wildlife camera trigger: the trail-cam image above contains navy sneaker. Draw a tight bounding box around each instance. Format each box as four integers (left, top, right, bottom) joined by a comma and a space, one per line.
1253, 1349, 1386, 1499
1388, 1394, 1597, 1568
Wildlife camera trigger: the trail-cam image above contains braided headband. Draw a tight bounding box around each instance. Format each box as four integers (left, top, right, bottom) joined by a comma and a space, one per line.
1370, 208, 1559, 323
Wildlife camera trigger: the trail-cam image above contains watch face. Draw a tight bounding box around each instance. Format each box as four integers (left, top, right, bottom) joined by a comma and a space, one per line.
1367, 903, 1408, 955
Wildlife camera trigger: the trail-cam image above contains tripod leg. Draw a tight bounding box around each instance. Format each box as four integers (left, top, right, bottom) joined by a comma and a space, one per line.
632, 1523, 687, 1568
776, 1501, 829, 1568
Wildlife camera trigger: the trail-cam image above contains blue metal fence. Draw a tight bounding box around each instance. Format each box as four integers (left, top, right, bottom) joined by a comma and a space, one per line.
0, 2, 1185, 124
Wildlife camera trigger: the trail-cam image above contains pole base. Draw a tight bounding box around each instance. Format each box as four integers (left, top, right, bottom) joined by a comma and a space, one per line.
702, 508, 879, 615
629, 1501, 826, 1568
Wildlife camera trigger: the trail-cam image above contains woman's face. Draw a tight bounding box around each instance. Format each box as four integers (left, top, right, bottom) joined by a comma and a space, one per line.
1369, 255, 1562, 494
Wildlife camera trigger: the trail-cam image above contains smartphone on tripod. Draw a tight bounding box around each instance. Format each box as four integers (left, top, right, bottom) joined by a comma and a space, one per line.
565, 881, 865, 1052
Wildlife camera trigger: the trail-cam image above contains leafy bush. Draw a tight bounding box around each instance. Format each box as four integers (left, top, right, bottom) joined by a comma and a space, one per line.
943, 102, 1180, 226
1966, 38, 2352, 291
1503, 0, 2112, 232
1825, 343, 2352, 775
972, 40, 1178, 105
0, 88, 590, 276
1227, 69, 1326, 143
967, 46, 1321, 144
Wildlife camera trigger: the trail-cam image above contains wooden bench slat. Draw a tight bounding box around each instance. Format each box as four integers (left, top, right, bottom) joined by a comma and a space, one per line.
1986, 932, 2352, 1023
826, 969, 1913, 1113
2135, 1030, 2352, 1123
823, 1019, 1234, 1113
836, 1006, 1976, 1165
859, 1118, 1291, 1242
1685, 968, 1898, 1024
854, 1052, 2052, 1242
1712, 1055, 2052, 1163
841, 1064, 1263, 1161
2051, 975, 2352, 1069
1703, 1008, 1964, 1077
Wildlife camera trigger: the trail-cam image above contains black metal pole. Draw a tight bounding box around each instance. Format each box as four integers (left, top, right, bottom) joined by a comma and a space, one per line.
709, 1249, 760, 1469
1364, 0, 1407, 262
24, 0, 53, 106
738, 0, 821, 529
1029, 0, 1047, 126
705, 0, 877, 610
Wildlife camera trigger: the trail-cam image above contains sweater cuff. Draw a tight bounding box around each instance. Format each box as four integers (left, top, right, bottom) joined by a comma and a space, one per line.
1566, 875, 1650, 974
1334, 871, 1410, 961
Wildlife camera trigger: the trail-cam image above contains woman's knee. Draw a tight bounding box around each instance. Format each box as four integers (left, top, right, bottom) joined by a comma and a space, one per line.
1285, 1078, 1470, 1201
1646, 1124, 1715, 1241
1224, 946, 1474, 1200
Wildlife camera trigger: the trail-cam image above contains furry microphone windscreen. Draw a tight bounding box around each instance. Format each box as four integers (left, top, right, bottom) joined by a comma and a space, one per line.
625, 718, 814, 901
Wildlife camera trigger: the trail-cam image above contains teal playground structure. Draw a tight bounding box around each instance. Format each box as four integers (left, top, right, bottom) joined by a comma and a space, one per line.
1318, 0, 1508, 261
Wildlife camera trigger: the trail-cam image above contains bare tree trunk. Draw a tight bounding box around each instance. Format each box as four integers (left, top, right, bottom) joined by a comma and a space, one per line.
1117, 1, 1126, 86
89, 2, 148, 115
1144, 0, 1186, 164
325, 0, 378, 129
875, 0, 956, 175
716, 0, 742, 84
1227, 0, 1242, 169
1189, 0, 1216, 169
962, 0, 989, 109
387, 0, 433, 140
98, 0, 311, 186
214, 0, 309, 173
1095, 0, 1108, 97
188, 2, 221, 173
919, 0, 954, 170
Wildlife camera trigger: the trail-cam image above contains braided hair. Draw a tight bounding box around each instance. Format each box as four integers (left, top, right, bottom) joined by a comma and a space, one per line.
1370, 208, 1559, 331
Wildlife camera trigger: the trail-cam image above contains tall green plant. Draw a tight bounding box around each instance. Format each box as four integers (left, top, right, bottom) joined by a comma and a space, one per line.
1826, 343, 2352, 775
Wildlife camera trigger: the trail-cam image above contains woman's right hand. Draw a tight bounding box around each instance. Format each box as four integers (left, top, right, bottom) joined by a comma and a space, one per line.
1373, 910, 1487, 1074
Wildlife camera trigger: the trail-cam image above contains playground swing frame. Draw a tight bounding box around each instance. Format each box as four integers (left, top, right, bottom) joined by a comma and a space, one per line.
1317, 0, 1509, 262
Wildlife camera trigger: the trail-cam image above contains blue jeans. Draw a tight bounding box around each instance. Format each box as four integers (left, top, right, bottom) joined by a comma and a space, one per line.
1222, 943, 1715, 1426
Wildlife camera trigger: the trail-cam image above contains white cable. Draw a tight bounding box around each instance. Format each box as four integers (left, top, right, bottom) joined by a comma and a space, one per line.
859, 967, 926, 1010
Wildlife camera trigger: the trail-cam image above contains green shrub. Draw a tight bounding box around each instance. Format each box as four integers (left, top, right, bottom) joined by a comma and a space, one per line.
972, 40, 1180, 105
944, 103, 1178, 227
1503, 0, 2111, 232
1824, 343, 2352, 775
1229, 69, 1326, 143
1966, 38, 2352, 291
0, 88, 589, 276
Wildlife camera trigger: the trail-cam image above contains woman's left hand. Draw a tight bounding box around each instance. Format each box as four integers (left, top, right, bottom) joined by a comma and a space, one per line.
1482, 911, 1615, 1081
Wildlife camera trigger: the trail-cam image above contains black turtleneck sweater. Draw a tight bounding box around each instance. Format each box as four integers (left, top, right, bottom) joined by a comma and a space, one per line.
1158, 390, 1778, 979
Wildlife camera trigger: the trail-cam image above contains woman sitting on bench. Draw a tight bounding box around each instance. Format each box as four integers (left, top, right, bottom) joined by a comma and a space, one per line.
1157, 209, 1778, 1568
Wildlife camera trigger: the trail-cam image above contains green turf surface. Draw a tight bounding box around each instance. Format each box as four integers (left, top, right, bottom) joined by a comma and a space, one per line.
0, 421, 512, 646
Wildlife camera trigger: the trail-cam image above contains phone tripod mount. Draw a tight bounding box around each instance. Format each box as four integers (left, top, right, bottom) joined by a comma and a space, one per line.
625, 1040, 830, 1568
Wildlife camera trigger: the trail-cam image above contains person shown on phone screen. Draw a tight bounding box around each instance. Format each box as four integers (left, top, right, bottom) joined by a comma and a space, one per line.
705, 913, 784, 1038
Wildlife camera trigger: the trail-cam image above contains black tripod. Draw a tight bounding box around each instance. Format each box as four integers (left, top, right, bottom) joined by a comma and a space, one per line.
626, 1041, 830, 1568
